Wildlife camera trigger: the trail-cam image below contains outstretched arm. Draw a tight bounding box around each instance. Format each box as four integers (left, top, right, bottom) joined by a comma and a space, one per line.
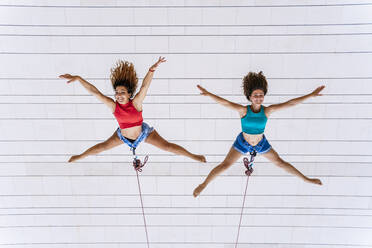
265, 85, 325, 117
59, 74, 115, 112
197, 85, 246, 116
132, 56, 166, 109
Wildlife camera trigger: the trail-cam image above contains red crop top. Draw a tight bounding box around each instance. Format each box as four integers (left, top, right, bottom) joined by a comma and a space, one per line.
113, 100, 143, 129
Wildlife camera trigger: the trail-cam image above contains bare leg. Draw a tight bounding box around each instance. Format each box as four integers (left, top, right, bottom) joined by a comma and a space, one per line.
145, 129, 206, 163
193, 146, 242, 197
68, 130, 122, 162
262, 148, 322, 185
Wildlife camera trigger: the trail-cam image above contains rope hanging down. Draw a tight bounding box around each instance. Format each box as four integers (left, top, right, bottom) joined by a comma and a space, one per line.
132, 148, 150, 248
235, 150, 256, 248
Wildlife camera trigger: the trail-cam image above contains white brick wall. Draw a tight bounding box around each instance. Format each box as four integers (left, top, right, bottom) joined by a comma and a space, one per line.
0, 1, 372, 247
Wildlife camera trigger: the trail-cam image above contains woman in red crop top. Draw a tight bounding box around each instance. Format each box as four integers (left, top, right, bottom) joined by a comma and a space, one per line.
60, 57, 206, 163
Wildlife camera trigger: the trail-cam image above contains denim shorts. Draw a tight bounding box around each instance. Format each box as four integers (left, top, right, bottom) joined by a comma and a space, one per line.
233, 132, 272, 155
116, 122, 154, 149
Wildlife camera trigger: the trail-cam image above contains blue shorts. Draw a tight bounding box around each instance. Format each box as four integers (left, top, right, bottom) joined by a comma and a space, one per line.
233, 132, 272, 155
116, 122, 154, 149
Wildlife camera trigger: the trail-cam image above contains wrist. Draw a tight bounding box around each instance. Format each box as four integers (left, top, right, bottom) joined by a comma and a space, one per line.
150, 64, 158, 72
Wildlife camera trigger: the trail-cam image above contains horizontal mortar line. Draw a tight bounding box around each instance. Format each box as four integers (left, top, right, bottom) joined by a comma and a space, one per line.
2, 33, 372, 37
2, 102, 371, 104
0, 242, 370, 247
0, 174, 368, 177
0, 213, 370, 217
2, 23, 372, 27
0, 162, 370, 165
0, 206, 370, 210
2, 3, 372, 8
0, 225, 371, 229
0, 77, 371, 80
0, 194, 370, 197
1, 139, 370, 142
0, 117, 371, 120
0, 175, 368, 178
2, 51, 372, 55
0, 93, 371, 96
1, 154, 371, 157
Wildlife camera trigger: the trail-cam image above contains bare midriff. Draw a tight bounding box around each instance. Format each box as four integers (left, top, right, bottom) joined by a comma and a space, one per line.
242, 132, 263, 146
120, 125, 142, 140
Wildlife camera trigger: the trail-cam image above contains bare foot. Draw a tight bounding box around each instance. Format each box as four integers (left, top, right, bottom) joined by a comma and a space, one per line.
193, 154, 207, 163
68, 155, 81, 163
307, 178, 322, 185
193, 184, 206, 198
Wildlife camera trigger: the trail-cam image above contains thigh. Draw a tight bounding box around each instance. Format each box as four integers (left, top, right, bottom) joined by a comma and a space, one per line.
101, 130, 123, 149
222, 146, 244, 168
144, 129, 168, 148
261, 147, 282, 164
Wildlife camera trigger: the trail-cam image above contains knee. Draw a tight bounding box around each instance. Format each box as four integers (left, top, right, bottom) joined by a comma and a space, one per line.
97, 142, 109, 151
274, 158, 286, 168
163, 142, 173, 152
219, 162, 231, 171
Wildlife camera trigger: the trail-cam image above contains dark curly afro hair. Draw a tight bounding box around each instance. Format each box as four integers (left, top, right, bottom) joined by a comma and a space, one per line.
242, 71, 268, 101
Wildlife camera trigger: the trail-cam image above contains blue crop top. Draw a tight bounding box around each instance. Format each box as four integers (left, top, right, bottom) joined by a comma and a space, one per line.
241, 105, 268, 135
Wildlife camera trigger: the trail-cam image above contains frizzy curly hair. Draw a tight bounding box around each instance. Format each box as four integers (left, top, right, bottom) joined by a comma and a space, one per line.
110, 60, 138, 98
242, 71, 268, 101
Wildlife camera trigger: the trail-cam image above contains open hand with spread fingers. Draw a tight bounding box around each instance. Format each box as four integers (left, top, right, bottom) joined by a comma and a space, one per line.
197, 85, 210, 96
149, 56, 167, 71
311, 85, 325, 97
59, 74, 81, 84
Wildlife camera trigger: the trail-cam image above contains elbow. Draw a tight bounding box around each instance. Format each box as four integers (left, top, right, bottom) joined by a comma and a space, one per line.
91, 88, 100, 96
273, 158, 287, 169
287, 100, 297, 106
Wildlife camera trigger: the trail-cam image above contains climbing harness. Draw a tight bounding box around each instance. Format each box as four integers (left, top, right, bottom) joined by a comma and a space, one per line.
131, 147, 150, 248
243, 150, 256, 176
132, 147, 149, 172
235, 150, 256, 248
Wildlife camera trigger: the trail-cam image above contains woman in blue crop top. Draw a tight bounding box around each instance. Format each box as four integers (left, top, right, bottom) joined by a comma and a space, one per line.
193, 71, 325, 197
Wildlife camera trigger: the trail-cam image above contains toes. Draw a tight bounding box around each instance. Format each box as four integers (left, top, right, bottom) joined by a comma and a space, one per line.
68, 155, 78, 163
193, 190, 198, 198
197, 155, 207, 163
